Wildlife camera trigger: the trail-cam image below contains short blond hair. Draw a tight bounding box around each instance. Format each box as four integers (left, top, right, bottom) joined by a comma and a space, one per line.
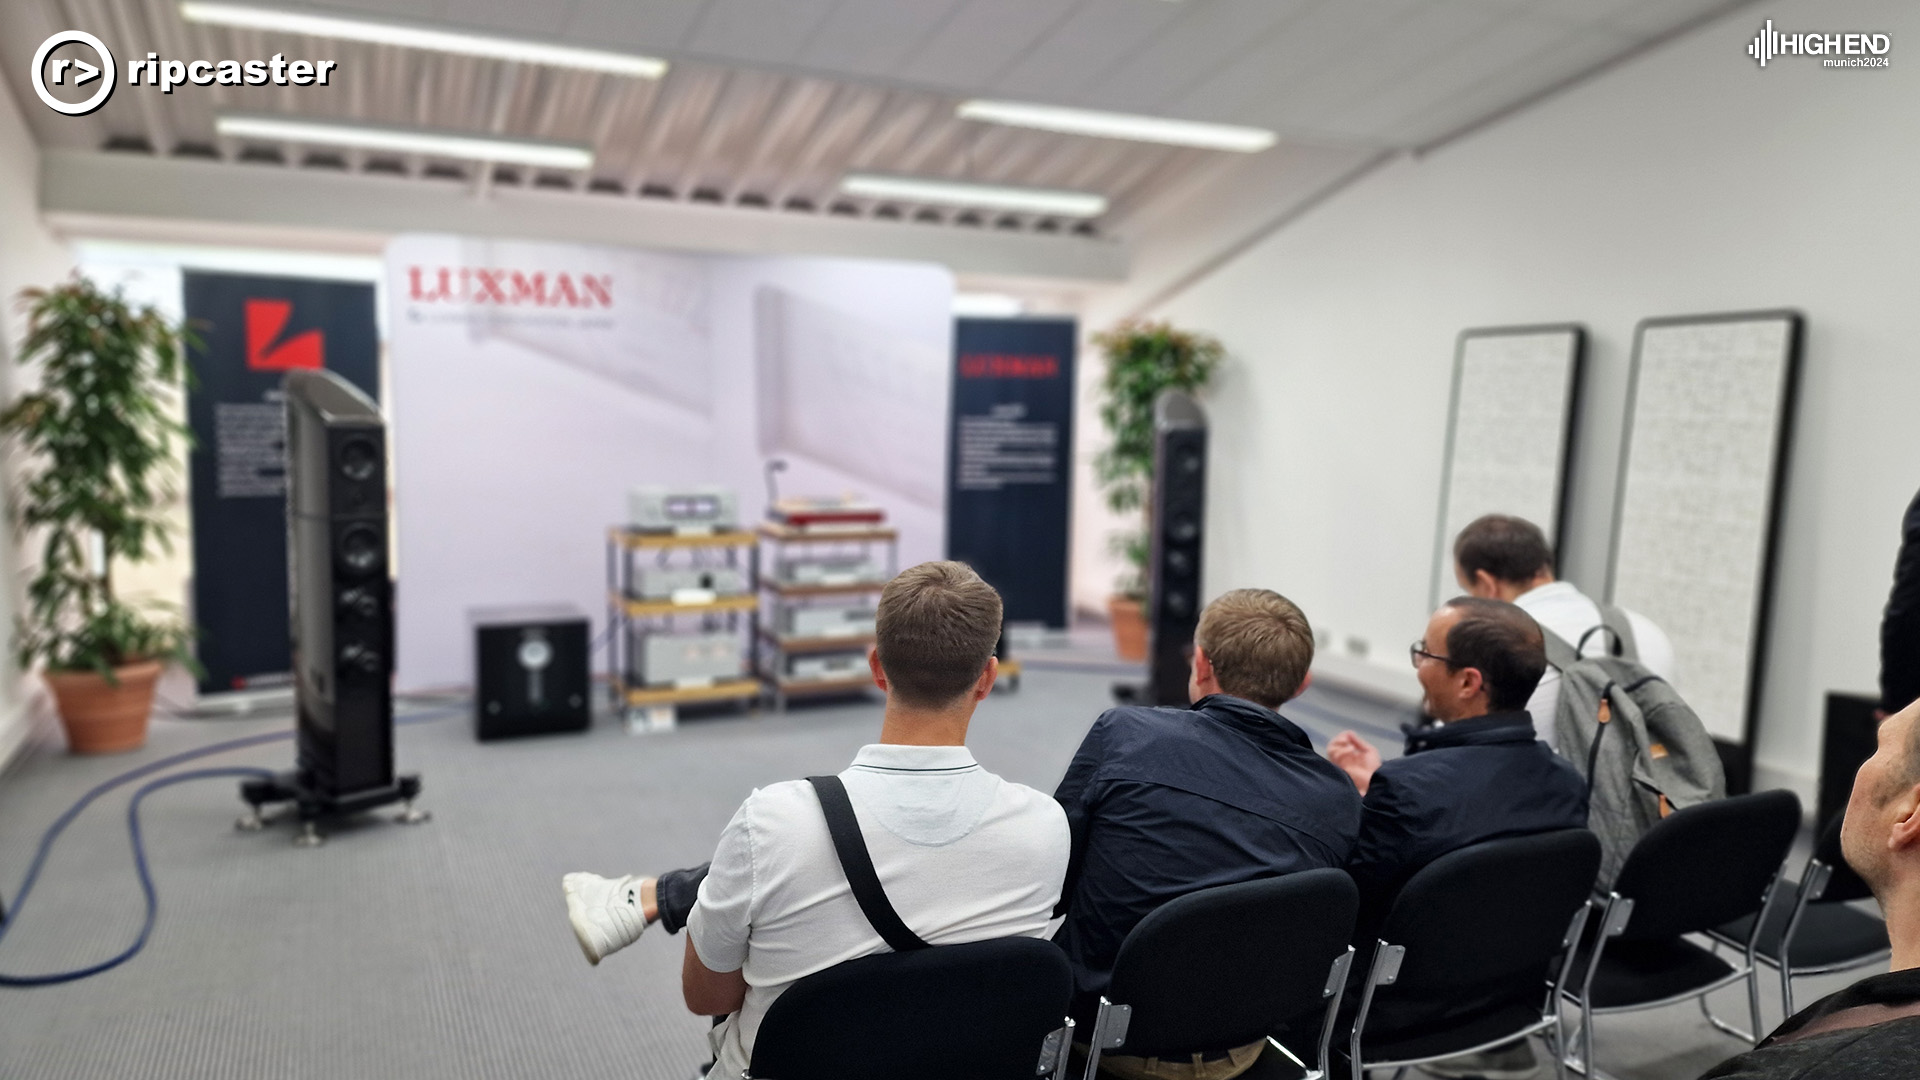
1194, 589, 1313, 708
875, 561, 1003, 707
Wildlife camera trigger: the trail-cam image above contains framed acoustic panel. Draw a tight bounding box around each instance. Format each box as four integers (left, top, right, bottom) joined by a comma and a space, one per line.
1607, 310, 1803, 791
1430, 325, 1585, 608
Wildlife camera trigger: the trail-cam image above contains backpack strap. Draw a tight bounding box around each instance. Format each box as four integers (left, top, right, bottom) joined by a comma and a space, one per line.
805, 775, 931, 952
1595, 602, 1640, 662
1541, 626, 1580, 672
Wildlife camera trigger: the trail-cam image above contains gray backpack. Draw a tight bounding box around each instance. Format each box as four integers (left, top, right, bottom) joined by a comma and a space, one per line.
1544, 605, 1726, 887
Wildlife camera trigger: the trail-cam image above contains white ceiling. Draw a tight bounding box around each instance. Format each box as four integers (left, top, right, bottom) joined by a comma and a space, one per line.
1, 0, 1756, 240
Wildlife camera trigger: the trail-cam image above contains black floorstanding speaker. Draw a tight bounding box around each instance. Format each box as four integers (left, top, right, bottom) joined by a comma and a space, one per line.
1820, 692, 1880, 829
1147, 391, 1208, 706
472, 606, 590, 740
239, 369, 420, 835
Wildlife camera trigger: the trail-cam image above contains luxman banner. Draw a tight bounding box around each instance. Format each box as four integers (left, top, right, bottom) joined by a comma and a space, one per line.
383, 234, 952, 690
947, 318, 1076, 628
183, 272, 379, 694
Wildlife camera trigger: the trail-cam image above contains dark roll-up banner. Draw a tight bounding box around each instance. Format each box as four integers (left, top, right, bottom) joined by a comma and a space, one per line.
947, 317, 1076, 628
183, 272, 379, 694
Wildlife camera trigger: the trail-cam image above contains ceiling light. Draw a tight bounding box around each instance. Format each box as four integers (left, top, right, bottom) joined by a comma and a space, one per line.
180, 2, 669, 78
952, 293, 1026, 318
216, 114, 595, 170
957, 100, 1276, 153
840, 174, 1107, 218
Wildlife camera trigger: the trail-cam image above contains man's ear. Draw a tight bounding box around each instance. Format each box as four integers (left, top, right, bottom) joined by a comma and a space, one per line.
1191, 645, 1214, 683
867, 645, 888, 691
1470, 569, 1500, 598
1458, 665, 1486, 700
1889, 783, 1920, 852
972, 656, 1000, 702
1291, 670, 1313, 701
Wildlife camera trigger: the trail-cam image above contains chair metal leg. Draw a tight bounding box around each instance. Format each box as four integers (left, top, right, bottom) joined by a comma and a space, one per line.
1348, 941, 1405, 1080
1043, 1018, 1075, 1078
1314, 947, 1354, 1080
1081, 998, 1131, 1080
1572, 894, 1634, 1080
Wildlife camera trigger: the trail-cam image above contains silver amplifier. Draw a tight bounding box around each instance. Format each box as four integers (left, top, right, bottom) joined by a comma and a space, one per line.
634, 565, 749, 599
785, 605, 876, 637
778, 556, 888, 587
629, 487, 738, 534
788, 652, 867, 682
635, 631, 742, 685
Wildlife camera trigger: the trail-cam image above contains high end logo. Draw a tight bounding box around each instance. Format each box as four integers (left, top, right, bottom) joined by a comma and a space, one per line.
246, 299, 325, 371
406, 266, 615, 309
1748, 19, 1891, 68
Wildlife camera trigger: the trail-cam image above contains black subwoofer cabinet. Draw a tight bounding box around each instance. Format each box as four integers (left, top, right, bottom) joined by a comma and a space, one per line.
471, 605, 591, 741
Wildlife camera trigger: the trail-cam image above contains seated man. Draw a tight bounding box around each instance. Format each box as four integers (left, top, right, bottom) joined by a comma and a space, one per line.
1697, 699, 1920, 1080
1326, 597, 1588, 1080
1452, 514, 1675, 751
1053, 588, 1362, 1077
561, 562, 1070, 1079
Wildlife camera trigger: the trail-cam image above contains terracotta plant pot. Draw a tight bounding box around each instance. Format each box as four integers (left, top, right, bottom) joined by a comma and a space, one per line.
42, 660, 164, 754
1108, 595, 1150, 663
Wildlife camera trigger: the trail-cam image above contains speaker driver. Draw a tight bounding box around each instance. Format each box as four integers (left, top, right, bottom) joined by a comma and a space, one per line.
1168, 514, 1200, 544
338, 524, 383, 574
339, 438, 380, 482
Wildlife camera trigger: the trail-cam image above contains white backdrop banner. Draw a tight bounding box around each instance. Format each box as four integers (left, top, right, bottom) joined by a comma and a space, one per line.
384, 234, 953, 690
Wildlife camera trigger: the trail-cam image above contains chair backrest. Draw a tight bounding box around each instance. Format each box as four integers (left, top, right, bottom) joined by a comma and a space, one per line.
1104, 868, 1358, 1057
1360, 829, 1601, 1037
747, 936, 1071, 1080
1611, 789, 1801, 942
1811, 812, 1875, 904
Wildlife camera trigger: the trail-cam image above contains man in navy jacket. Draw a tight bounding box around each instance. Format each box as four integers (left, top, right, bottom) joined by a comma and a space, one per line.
1053, 588, 1362, 1072
1328, 596, 1588, 1080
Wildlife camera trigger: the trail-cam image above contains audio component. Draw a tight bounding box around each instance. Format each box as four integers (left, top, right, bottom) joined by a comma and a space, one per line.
472, 606, 590, 741
1147, 391, 1207, 707
767, 495, 886, 529
635, 631, 743, 685
238, 369, 423, 842
778, 556, 888, 587
633, 565, 750, 600
784, 605, 876, 638
788, 653, 867, 682
630, 487, 739, 534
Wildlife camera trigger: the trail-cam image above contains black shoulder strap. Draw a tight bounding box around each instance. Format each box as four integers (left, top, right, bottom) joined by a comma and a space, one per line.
805, 775, 931, 952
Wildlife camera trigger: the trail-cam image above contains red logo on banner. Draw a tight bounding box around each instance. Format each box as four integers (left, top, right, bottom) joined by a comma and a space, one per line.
245, 299, 324, 371
958, 353, 1060, 379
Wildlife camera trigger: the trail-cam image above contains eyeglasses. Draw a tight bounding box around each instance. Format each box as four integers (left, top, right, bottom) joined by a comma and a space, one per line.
1409, 641, 1458, 669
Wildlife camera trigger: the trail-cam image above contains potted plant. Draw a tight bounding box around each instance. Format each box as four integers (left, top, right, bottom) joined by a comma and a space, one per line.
1, 278, 196, 753
1091, 321, 1221, 662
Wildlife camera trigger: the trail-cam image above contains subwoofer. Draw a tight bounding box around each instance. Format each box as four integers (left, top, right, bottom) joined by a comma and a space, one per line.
472, 606, 590, 741
1147, 391, 1207, 706
286, 369, 394, 797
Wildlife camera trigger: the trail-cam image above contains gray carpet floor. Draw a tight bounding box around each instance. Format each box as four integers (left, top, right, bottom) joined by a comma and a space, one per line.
0, 669, 1868, 1079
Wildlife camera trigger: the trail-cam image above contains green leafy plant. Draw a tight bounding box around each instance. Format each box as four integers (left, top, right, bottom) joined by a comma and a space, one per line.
1, 277, 197, 679
1091, 320, 1222, 598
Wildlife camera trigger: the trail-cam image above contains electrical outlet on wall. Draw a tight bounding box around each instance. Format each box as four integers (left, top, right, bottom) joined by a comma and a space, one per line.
1344, 635, 1370, 660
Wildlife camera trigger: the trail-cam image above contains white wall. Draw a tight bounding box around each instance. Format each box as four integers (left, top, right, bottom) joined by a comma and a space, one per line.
1091, 0, 1918, 800
0, 77, 75, 769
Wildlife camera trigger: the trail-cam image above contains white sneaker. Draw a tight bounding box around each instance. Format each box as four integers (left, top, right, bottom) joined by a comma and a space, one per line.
562, 872, 650, 965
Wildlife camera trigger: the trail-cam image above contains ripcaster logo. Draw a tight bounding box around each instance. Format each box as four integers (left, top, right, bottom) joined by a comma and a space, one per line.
406, 266, 614, 309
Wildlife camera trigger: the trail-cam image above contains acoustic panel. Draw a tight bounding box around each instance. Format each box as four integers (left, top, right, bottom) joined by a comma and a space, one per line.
1430, 325, 1584, 607
1608, 311, 1803, 751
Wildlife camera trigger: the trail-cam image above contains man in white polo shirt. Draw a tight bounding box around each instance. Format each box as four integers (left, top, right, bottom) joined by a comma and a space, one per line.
1452, 514, 1676, 754
561, 561, 1070, 1079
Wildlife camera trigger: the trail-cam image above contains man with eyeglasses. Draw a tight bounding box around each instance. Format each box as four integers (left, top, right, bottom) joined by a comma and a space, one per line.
1326, 597, 1587, 1080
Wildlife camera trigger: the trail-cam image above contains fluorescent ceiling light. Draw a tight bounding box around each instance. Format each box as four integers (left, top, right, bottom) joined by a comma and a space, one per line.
216, 114, 595, 170
180, 1, 668, 78
952, 293, 1026, 318
840, 174, 1107, 218
957, 100, 1276, 153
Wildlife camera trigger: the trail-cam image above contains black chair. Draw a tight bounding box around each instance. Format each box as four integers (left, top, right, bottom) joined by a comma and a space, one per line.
746, 936, 1074, 1080
1562, 790, 1802, 1075
1708, 814, 1890, 1016
1343, 829, 1602, 1080
1081, 869, 1359, 1080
